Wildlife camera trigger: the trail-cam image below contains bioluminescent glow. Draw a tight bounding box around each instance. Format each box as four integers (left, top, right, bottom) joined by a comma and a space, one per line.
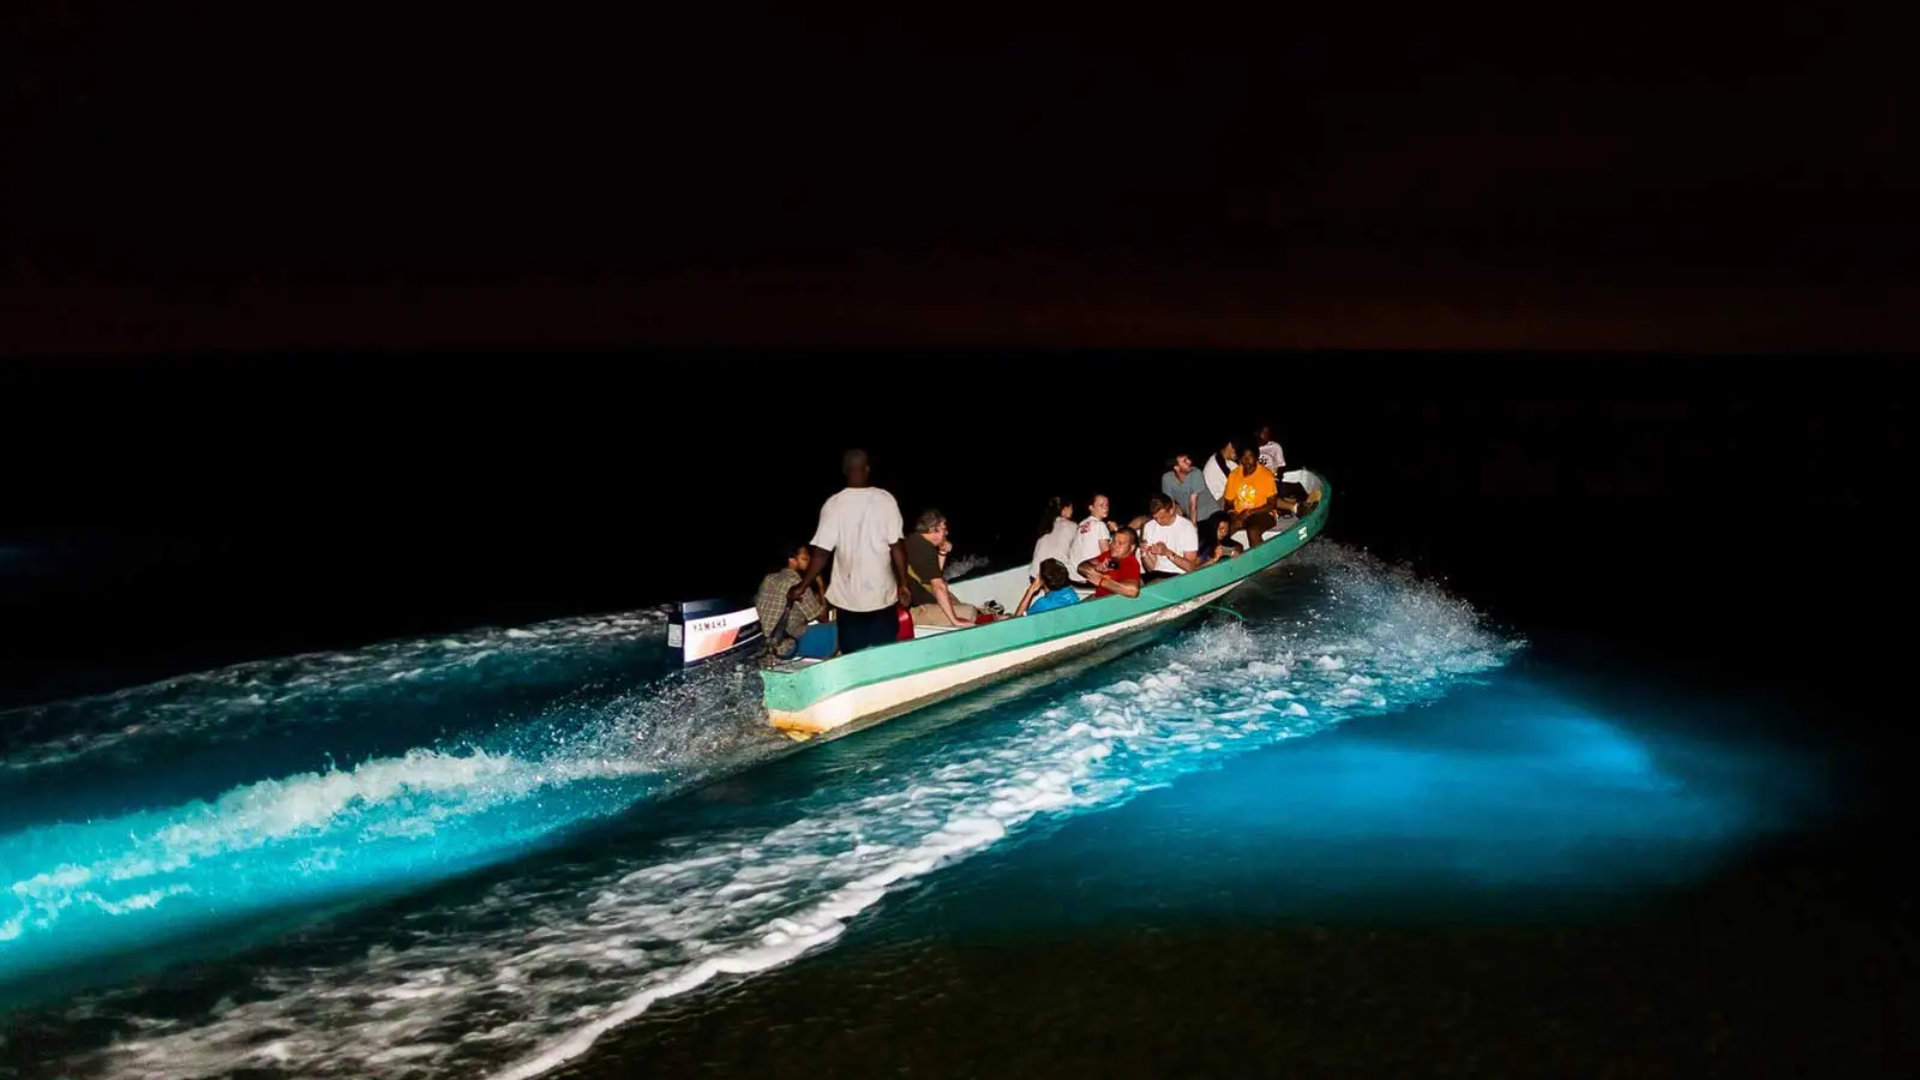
9, 544, 1522, 1080
0, 611, 793, 990
909, 674, 1827, 939
0, 607, 679, 829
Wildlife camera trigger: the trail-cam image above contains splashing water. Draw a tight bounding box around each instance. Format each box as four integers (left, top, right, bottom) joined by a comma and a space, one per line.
1, 608, 672, 780
0, 629, 791, 987
2, 542, 1521, 1080
942, 552, 992, 581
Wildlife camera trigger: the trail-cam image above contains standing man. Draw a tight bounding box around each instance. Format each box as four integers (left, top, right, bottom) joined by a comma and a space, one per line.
790, 449, 912, 655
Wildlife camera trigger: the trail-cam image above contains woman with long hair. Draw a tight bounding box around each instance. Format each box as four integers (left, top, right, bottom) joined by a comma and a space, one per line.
1196, 510, 1242, 566
1015, 496, 1078, 614
1065, 493, 1113, 583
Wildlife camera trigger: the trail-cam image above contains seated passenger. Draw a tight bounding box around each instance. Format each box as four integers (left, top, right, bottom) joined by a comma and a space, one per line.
1223, 445, 1282, 547
903, 509, 979, 627
1255, 423, 1287, 476
1029, 497, 1077, 582
1139, 493, 1200, 582
1065, 493, 1113, 583
1078, 526, 1143, 599
755, 541, 837, 661
1017, 557, 1082, 616
1203, 439, 1237, 509
1196, 511, 1244, 566
1255, 422, 1313, 511
1163, 452, 1220, 525
1254, 422, 1315, 505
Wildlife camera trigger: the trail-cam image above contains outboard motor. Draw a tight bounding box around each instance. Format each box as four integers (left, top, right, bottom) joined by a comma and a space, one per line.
668, 598, 763, 667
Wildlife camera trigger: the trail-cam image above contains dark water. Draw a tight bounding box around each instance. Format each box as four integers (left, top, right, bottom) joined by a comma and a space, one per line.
2, 354, 1913, 1077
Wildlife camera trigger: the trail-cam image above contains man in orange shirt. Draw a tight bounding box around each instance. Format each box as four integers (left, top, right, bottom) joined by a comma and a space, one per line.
1223, 445, 1282, 547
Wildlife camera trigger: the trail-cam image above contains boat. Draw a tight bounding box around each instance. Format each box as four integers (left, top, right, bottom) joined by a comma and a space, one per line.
757, 469, 1331, 741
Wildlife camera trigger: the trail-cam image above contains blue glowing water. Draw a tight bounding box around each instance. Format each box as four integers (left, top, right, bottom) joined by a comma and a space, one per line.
0, 544, 1817, 1080
0, 609, 791, 991
867, 676, 1825, 945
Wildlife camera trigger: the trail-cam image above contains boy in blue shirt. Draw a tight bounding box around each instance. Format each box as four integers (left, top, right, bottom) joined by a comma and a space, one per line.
1017, 558, 1082, 616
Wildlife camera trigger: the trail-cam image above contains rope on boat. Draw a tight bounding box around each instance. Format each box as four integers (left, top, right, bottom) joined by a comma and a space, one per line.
1199, 602, 1246, 623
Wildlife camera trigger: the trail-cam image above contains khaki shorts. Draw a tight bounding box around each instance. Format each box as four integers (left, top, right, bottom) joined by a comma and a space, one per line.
910, 601, 979, 627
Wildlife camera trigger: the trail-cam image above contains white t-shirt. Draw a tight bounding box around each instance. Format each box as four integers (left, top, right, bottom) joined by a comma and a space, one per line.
1065, 516, 1111, 582
1258, 440, 1286, 474
810, 486, 904, 612
1030, 517, 1076, 579
1141, 515, 1200, 576
1203, 454, 1230, 500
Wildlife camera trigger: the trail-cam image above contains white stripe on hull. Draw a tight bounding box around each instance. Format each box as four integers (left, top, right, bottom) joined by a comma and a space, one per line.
768, 581, 1242, 740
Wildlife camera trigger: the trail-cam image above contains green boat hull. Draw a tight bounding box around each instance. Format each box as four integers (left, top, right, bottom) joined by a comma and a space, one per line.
764, 472, 1331, 739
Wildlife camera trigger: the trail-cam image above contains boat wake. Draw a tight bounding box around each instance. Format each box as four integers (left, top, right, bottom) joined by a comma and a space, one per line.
0, 611, 791, 986
2, 607, 671, 778
4, 544, 1520, 1080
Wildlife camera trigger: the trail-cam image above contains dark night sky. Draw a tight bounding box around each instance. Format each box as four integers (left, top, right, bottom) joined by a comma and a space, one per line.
4, 10, 1914, 352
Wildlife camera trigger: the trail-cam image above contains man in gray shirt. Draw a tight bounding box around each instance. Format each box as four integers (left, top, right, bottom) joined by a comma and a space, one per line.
1161, 453, 1218, 525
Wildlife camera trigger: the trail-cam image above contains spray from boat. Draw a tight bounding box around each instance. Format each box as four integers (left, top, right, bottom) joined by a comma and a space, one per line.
5, 542, 1522, 1080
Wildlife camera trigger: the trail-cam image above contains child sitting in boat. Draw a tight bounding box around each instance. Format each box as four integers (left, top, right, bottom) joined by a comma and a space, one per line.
1015, 557, 1081, 616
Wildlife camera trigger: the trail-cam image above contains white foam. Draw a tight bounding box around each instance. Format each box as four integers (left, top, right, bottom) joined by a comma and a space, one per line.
5, 645, 806, 955
55, 543, 1519, 1080
3, 749, 632, 942
0, 606, 674, 775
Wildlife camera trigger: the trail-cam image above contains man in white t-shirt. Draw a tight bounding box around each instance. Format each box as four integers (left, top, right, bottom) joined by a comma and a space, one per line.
789, 449, 912, 655
1065, 493, 1112, 584
1139, 494, 1201, 582
1255, 423, 1312, 500
1255, 424, 1286, 475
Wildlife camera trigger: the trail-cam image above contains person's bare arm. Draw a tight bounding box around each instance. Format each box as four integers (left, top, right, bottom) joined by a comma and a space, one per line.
789, 546, 831, 602
1014, 576, 1043, 616
930, 578, 972, 624
1013, 580, 1044, 614
1166, 547, 1201, 572
890, 540, 911, 607
1080, 563, 1141, 599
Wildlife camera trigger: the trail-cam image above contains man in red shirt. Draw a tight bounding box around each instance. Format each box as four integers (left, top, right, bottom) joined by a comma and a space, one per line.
1077, 526, 1144, 599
